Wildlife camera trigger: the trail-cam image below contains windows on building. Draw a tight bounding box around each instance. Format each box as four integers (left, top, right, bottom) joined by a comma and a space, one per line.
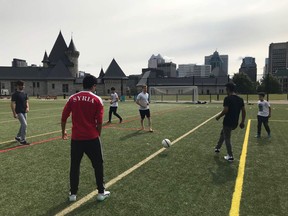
62, 84, 69, 93
52, 83, 55, 89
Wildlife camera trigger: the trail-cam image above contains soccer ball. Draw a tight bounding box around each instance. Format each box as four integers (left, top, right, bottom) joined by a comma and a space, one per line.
162, 139, 171, 148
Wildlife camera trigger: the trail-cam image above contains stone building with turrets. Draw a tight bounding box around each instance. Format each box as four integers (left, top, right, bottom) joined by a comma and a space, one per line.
0, 31, 83, 97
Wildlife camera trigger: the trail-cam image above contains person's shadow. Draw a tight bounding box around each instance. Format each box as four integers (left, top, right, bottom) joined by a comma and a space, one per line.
208, 155, 238, 185
119, 130, 146, 141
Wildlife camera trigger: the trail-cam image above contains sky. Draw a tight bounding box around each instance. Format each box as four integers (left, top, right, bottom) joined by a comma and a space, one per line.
0, 0, 288, 79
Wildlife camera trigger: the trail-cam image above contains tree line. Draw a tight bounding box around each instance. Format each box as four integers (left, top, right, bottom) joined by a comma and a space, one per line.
232, 73, 282, 94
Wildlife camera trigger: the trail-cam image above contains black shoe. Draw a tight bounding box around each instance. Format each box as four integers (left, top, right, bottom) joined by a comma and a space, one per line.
19, 140, 30, 145
15, 137, 21, 142
119, 118, 123, 123
214, 148, 220, 153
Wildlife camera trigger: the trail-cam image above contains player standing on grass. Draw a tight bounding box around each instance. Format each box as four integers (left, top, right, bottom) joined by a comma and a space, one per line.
107, 87, 122, 123
61, 75, 110, 202
256, 92, 271, 138
136, 85, 153, 132
215, 83, 246, 162
11, 80, 30, 145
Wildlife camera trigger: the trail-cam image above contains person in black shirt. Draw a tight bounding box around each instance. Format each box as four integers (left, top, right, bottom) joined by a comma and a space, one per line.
11, 80, 30, 145
215, 83, 246, 162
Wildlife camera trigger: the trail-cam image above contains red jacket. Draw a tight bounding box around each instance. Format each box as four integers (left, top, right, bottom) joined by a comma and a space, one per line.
61, 91, 104, 140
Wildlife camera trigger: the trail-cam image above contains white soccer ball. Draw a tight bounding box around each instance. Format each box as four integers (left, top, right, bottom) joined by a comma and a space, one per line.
162, 139, 171, 148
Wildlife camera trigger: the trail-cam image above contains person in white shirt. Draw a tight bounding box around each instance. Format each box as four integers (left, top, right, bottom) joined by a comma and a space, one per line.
136, 85, 153, 132
107, 87, 122, 123
256, 92, 271, 138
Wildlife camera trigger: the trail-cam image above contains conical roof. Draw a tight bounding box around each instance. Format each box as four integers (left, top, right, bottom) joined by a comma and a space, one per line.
42, 51, 49, 63
48, 31, 72, 66
68, 38, 77, 52
98, 68, 105, 78
103, 59, 127, 79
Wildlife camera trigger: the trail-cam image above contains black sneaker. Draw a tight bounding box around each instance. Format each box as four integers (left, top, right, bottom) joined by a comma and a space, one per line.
15, 137, 21, 142
19, 140, 30, 145
224, 155, 234, 162
119, 118, 123, 123
215, 148, 220, 153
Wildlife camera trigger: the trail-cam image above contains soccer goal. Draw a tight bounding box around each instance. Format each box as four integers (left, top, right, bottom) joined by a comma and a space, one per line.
149, 86, 198, 103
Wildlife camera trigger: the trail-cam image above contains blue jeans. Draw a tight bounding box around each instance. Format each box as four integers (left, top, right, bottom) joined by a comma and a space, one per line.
17, 113, 27, 141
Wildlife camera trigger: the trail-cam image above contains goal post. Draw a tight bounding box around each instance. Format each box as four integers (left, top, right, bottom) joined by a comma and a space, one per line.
149, 86, 198, 103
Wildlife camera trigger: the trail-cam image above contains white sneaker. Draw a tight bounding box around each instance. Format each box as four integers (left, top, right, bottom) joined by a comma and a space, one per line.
96, 190, 110, 201
224, 155, 234, 162
69, 193, 77, 202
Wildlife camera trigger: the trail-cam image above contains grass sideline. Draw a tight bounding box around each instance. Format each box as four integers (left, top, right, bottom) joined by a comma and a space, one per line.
0, 99, 287, 216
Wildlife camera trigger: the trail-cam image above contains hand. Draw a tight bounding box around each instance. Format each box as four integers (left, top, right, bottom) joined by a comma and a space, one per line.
13, 113, 18, 118
239, 122, 245, 129
26, 108, 29, 113
110, 101, 113, 104
62, 131, 68, 140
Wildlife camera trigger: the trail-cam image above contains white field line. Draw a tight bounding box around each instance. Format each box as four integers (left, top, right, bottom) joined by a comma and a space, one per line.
0, 109, 173, 144
0, 107, 63, 115
55, 112, 219, 216
0, 129, 71, 145
0, 114, 61, 124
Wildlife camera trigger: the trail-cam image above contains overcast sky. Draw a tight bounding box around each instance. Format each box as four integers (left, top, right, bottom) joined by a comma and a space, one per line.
1, 0, 287, 78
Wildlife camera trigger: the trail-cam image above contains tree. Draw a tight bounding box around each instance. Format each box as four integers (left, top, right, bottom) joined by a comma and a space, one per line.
257, 74, 282, 93
232, 73, 256, 94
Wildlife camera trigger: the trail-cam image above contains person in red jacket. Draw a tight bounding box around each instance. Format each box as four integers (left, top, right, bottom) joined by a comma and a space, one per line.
61, 75, 110, 202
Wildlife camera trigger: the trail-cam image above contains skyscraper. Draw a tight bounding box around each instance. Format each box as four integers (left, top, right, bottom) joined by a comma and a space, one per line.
239, 57, 257, 82
148, 54, 165, 69
268, 42, 288, 74
178, 64, 211, 77
205, 51, 228, 77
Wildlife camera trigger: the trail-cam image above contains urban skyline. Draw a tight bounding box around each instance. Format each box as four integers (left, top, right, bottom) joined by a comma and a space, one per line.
0, 0, 287, 78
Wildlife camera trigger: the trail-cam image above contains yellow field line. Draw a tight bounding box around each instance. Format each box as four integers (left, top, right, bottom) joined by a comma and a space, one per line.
55, 112, 219, 216
229, 119, 251, 216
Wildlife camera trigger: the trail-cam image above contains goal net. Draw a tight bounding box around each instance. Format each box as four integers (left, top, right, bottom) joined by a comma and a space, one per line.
149, 86, 198, 103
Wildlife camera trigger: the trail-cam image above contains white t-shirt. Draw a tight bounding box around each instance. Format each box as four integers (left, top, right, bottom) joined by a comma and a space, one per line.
110, 92, 119, 107
257, 100, 270, 117
137, 92, 149, 110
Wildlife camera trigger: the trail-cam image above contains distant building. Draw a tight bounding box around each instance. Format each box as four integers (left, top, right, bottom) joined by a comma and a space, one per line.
0, 31, 81, 96
137, 72, 230, 95
263, 58, 269, 76
96, 59, 128, 96
178, 64, 211, 77
148, 54, 165, 68
268, 42, 288, 74
239, 57, 257, 82
274, 69, 288, 93
205, 51, 228, 77
157, 62, 177, 77
0, 31, 127, 97
144, 54, 177, 78
12, 59, 28, 67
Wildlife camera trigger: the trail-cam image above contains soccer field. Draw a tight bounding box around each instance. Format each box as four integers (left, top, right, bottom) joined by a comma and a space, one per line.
0, 99, 287, 216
